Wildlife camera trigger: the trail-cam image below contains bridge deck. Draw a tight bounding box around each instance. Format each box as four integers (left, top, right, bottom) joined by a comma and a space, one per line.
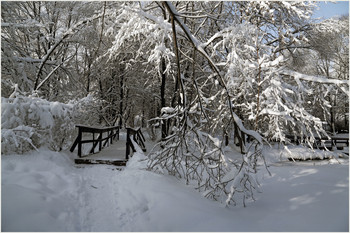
72, 128, 150, 166
75, 139, 128, 166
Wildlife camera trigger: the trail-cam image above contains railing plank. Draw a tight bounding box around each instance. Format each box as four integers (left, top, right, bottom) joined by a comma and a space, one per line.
284, 134, 349, 151
126, 127, 146, 160
71, 125, 147, 165
70, 125, 120, 157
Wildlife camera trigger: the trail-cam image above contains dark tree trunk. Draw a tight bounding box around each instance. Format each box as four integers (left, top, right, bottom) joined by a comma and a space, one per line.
119, 66, 124, 129
160, 57, 167, 139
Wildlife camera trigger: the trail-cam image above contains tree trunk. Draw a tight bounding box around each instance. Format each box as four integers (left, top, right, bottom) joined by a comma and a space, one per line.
160, 57, 167, 139
99, 78, 103, 124
331, 90, 338, 135
119, 69, 124, 129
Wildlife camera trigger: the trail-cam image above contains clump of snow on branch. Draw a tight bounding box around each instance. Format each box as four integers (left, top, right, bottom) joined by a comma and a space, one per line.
106, 4, 175, 76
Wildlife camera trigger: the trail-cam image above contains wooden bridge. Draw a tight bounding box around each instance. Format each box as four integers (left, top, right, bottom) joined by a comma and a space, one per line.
70, 125, 146, 166
285, 134, 349, 151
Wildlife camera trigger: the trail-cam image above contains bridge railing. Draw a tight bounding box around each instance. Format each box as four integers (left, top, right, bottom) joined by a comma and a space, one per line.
313, 136, 349, 150
70, 125, 119, 157
126, 127, 146, 160
285, 134, 349, 150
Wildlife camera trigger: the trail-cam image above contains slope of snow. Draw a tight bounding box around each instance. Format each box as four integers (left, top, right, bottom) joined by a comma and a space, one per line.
263, 143, 349, 162
1, 148, 81, 231
1, 147, 349, 231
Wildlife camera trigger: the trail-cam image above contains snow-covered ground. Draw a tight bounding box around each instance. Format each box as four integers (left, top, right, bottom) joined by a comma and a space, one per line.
1, 144, 349, 231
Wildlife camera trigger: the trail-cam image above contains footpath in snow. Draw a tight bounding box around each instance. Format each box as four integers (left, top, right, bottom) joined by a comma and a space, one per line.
1, 144, 349, 231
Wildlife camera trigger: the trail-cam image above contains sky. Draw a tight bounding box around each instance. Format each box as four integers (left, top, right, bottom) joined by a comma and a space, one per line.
312, 1, 349, 20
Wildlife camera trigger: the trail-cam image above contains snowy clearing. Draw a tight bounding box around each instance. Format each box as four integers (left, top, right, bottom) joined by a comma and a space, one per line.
2, 1, 349, 232
1, 146, 348, 232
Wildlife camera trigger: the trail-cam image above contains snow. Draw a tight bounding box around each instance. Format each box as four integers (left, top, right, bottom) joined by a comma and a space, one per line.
160, 107, 175, 114
2, 149, 80, 231
78, 139, 127, 160
2, 1, 348, 230
264, 143, 349, 162
2, 144, 348, 231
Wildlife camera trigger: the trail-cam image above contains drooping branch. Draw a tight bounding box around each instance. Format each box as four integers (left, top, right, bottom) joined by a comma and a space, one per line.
163, 2, 224, 86
163, 1, 263, 148
35, 62, 63, 91
34, 11, 106, 90
35, 54, 75, 92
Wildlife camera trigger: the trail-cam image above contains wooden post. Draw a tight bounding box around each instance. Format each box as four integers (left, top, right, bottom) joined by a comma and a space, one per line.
71, 125, 122, 158
126, 128, 130, 160
92, 132, 95, 153
110, 130, 113, 144
78, 127, 82, 157
224, 131, 229, 146
98, 133, 102, 152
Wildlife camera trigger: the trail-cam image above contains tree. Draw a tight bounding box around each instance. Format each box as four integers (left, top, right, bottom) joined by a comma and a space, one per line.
286, 15, 349, 134
106, 1, 265, 206
1, 1, 132, 126
1, 2, 113, 101
306, 16, 349, 134
101, 1, 349, 205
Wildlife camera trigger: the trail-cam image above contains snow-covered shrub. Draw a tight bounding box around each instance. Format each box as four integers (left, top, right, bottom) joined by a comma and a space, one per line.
1, 85, 75, 154
1, 85, 111, 155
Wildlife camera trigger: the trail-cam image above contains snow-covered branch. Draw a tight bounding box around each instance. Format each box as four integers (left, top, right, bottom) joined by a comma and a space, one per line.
163, 1, 263, 146
34, 11, 107, 90
282, 70, 349, 85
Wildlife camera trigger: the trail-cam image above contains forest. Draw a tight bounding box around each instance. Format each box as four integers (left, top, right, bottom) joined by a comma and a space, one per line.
1, 1, 349, 230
